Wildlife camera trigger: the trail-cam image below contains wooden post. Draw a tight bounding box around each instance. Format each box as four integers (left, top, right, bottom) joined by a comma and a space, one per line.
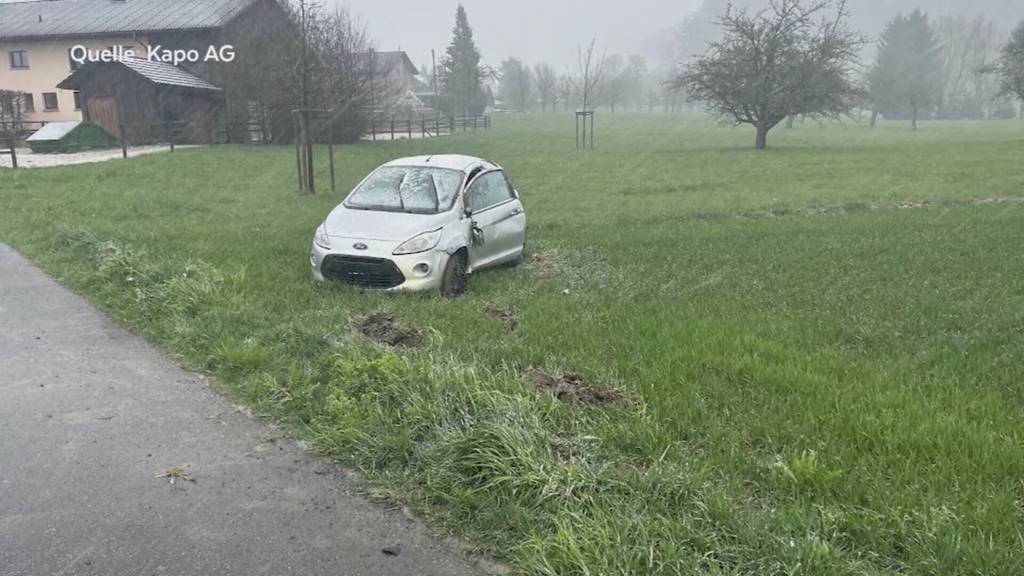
435, 117, 440, 137
224, 98, 233, 144
473, 116, 478, 131
5, 132, 17, 169
120, 122, 128, 159
390, 118, 395, 140
581, 112, 586, 150
294, 115, 303, 191
328, 138, 335, 193
407, 119, 412, 139
304, 113, 315, 194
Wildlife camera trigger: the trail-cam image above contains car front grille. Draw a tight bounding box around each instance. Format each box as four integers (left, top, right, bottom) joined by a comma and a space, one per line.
321, 255, 406, 289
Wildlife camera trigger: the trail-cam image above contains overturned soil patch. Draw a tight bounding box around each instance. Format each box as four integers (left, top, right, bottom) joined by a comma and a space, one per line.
526, 251, 563, 276
524, 367, 623, 405
483, 305, 519, 330
351, 312, 423, 348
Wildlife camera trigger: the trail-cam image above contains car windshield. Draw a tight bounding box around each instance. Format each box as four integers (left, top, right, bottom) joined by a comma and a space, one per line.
345, 166, 463, 214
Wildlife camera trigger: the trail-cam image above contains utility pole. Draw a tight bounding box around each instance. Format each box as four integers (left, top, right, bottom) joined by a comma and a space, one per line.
431, 49, 439, 100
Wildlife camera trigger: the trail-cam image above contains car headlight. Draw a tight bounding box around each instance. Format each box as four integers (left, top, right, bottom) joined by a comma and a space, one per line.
314, 224, 331, 250
393, 229, 442, 255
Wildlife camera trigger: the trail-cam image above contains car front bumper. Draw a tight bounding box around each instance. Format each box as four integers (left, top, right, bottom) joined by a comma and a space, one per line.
310, 239, 447, 292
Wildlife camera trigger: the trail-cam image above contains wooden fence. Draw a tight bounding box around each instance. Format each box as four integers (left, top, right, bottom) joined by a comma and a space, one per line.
0, 120, 48, 168
2, 114, 493, 169
368, 115, 491, 141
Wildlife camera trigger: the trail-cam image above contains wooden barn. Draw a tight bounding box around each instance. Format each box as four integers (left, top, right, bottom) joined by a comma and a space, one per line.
58, 58, 224, 145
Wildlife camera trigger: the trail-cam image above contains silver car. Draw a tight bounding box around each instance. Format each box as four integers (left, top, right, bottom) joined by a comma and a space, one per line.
310, 154, 528, 296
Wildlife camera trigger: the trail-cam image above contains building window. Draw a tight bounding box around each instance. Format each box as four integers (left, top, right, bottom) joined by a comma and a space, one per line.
9, 50, 29, 69
43, 92, 59, 111
73, 92, 82, 111
23, 94, 35, 113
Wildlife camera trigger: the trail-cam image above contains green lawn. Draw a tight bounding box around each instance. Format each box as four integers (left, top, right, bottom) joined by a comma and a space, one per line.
2, 115, 1023, 575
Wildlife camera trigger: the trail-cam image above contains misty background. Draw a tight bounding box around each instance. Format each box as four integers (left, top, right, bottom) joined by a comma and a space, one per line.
2, 0, 1021, 70
334, 0, 1024, 71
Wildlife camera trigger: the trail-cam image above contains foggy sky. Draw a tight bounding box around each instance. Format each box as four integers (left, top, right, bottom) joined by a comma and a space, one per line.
330, 0, 702, 71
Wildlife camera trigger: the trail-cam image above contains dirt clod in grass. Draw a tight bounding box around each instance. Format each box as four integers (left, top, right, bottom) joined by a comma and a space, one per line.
351, 312, 423, 348
525, 251, 563, 276
524, 367, 624, 405
483, 305, 519, 330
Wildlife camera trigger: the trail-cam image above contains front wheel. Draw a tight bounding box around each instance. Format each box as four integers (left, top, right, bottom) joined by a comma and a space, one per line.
440, 251, 468, 297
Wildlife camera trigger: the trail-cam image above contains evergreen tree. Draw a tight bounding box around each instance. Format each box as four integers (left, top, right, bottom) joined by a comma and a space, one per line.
868, 10, 943, 129
439, 5, 484, 117
998, 20, 1024, 118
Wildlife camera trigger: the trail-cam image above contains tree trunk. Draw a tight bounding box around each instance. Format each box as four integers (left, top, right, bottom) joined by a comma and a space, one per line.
911, 107, 918, 131
755, 125, 769, 150
870, 109, 878, 128
1020, 100, 1023, 119
786, 115, 795, 129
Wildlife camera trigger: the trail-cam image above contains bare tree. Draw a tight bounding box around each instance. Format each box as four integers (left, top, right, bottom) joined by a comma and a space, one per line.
936, 16, 1005, 119
673, 0, 865, 149
558, 74, 575, 112
570, 38, 607, 113
998, 20, 1024, 118
498, 57, 534, 111
0, 90, 26, 126
601, 55, 627, 112
314, 8, 375, 140
534, 63, 559, 113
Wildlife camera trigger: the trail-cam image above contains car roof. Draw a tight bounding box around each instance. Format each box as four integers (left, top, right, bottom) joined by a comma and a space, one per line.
383, 154, 498, 173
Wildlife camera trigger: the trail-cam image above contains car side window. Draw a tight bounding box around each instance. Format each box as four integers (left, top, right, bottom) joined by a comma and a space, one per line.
467, 171, 514, 213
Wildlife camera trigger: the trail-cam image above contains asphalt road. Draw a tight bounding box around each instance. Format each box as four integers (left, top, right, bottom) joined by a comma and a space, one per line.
0, 244, 483, 576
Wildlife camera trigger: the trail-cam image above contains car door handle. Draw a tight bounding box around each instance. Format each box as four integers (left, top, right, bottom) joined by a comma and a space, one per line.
511, 208, 523, 215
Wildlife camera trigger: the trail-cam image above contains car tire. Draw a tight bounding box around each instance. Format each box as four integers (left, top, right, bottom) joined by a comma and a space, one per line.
440, 250, 468, 297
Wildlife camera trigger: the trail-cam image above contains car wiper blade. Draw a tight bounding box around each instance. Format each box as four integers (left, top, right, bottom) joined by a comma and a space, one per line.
347, 204, 402, 212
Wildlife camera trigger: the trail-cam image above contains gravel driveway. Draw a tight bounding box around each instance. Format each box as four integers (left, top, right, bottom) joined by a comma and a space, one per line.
0, 145, 189, 169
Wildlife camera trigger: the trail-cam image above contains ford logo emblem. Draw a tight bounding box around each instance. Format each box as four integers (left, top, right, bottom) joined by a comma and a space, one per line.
353, 243, 368, 251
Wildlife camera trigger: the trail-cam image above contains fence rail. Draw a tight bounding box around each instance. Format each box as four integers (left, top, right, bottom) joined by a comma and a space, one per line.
368, 115, 491, 141
2, 114, 493, 169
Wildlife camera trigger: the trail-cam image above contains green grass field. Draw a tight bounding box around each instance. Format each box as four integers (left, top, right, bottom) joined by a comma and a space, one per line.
2, 115, 1023, 575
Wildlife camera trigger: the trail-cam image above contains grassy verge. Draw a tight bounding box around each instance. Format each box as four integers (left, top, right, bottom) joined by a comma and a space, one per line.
2, 115, 1023, 575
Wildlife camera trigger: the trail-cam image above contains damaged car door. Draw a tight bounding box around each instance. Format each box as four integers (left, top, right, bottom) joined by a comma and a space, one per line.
464, 169, 526, 270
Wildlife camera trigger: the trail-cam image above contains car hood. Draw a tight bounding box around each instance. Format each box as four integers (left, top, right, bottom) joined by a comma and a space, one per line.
324, 206, 452, 242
